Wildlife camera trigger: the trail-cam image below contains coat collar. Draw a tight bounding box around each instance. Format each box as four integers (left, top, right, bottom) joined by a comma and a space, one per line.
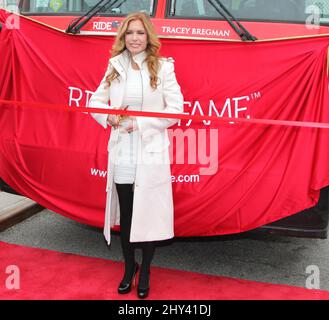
110, 49, 147, 76
131, 50, 147, 70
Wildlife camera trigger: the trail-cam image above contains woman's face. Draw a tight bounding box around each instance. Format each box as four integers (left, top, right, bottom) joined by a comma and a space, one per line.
125, 19, 148, 56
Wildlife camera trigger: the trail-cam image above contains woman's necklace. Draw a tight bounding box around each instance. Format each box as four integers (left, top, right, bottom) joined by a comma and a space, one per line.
131, 59, 140, 70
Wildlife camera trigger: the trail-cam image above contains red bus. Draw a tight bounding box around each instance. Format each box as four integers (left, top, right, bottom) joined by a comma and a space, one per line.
1, 0, 329, 238
0, 0, 327, 39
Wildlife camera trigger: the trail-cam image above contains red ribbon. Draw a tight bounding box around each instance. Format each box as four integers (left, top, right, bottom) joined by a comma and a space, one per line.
1, 99, 329, 129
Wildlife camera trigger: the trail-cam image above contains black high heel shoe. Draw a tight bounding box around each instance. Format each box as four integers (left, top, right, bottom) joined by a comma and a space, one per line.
118, 263, 139, 294
137, 271, 150, 299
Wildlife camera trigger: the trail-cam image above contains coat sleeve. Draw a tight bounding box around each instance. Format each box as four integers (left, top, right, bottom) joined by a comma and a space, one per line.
88, 63, 112, 129
136, 60, 184, 138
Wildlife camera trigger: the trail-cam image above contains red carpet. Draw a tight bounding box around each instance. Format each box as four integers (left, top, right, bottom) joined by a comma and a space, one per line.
0, 241, 328, 300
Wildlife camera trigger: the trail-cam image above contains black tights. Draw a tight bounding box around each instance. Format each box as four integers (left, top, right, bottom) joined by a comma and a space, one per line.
115, 183, 155, 288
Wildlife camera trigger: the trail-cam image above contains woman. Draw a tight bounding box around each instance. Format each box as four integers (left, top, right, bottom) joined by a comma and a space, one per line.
88, 12, 183, 299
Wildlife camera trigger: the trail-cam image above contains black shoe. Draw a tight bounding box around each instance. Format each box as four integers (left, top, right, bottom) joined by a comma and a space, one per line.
137, 286, 149, 299
137, 271, 150, 299
118, 263, 139, 294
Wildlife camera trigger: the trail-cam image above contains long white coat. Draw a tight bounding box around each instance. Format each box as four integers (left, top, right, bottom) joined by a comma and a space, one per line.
88, 50, 184, 245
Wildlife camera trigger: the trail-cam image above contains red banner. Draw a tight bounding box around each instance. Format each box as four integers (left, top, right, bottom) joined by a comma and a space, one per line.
1, 11, 329, 237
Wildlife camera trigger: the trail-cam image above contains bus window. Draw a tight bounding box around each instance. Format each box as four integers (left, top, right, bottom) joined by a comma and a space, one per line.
168, 0, 329, 25
19, 0, 155, 15
0, 0, 18, 9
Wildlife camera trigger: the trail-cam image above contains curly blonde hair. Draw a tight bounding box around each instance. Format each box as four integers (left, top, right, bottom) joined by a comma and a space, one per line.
106, 12, 161, 90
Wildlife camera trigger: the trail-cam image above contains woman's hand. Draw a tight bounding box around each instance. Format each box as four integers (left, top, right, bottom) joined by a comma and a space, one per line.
107, 114, 120, 128
123, 117, 138, 133
108, 105, 129, 129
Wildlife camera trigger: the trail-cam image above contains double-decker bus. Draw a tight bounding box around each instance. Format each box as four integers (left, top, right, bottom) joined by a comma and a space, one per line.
0, 0, 329, 238
1, 0, 329, 39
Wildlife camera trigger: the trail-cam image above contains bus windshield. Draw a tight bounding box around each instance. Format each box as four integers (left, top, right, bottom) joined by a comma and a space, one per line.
169, 0, 329, 25
18, 0, 155, 15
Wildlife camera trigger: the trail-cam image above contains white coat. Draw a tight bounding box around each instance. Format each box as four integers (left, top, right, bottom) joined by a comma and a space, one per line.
88, 49, 184, 245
